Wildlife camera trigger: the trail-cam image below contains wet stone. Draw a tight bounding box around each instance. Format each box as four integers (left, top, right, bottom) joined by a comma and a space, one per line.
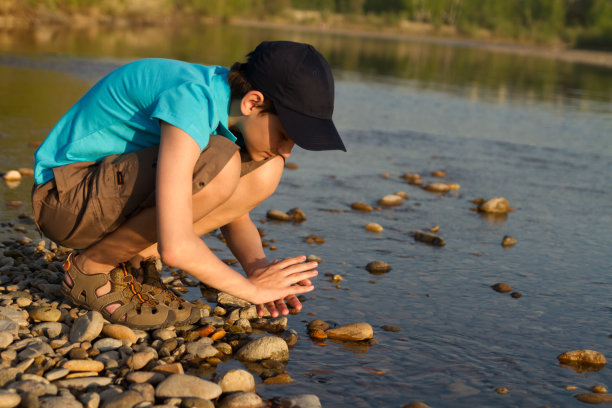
366, 261, 391, 275
478, 197, 511, 214
401, 402, 431, 408
350, 202, 373, 212
557, 350, 606, 365
575, 393, 612, 404
325, 322, 374, 341
412, 231, 445, 246
592, 384, 607, 393
266, 209, 291, 222
365, 223, 383, 233
307, 320, 330, 332
181, 397, 215, 408
263, 373, 294, 384
280, 394, 322, 408
217, 392, 264, 408
501, 235, 517, 247
378, 194, 404, 206
236, 335, 289, 362
381, 325, 401, 332
491, 283, 512, 293
510, 292, 523, 298
287, 208, 307, 222
424, 182, 451, 193
495, 387, 509, 394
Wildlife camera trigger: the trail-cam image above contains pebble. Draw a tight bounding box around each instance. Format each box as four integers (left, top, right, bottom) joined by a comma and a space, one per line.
306, 254, 322, 263
54, 377, 112, 390
217, 292, 251, 307
325, 322, 373, 341
0, 390, 21, 408
381, 325, 401, 332
350, 202, 373, 212
491, 283, 512, 293
126, 350, 157, 370
366, 261, 392, 275
401, 402, 431, 408
217, 392, 264, 408
280, 395, 322, 408
575, 393, 612, 403
501, 235, 517, 247
218, 369, 256, 392
495, 386, 509, 394
557, 350, 606, 365
307, 320, 330, 332
155, 374, 222, 400
236, 335, 289, 362
424, 182, 451, 193
266, 209, 291, 222
287, 208, 307, 222
69, 311, 104, 342
592, 384, 608, 393
93, 337, 123, 352
478, 197, 512, 214
263, 373, 294, 384
3, 170, 21, 182
0, 332, 13, 348
365, 223, 383, 233
101, 324, 137, 344
62, 359, 104, 372
282, 329, 299, 347
412, 231, 445, 246
182, 397, 215, 408
126, 371, 165, 385
378, 194, 404, 206
44, 368, 69, 381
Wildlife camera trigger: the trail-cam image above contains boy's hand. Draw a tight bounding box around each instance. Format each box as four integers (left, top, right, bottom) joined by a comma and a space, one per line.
247, 256, 317, 317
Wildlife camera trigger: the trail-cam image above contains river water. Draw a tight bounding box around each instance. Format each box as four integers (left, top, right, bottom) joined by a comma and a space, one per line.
1, 23, 611, 407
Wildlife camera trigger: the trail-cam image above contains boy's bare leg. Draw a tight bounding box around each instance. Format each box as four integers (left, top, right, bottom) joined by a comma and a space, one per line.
66, 155, 285, 312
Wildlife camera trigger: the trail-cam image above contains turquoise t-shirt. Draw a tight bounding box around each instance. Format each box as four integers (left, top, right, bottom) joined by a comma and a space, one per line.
34, 58, 237, 185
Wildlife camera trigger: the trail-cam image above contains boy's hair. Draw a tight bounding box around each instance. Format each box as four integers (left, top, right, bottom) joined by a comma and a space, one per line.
228, 62, 276, 114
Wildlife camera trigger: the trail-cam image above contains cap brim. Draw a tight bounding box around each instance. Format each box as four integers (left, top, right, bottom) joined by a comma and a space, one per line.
275, 104, 346, 152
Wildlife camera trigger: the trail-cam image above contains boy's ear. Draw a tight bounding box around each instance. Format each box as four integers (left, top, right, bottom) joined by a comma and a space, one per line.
240, 90, 265, 116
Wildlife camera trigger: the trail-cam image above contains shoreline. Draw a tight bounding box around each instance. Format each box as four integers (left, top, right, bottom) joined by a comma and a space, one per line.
0, 12, 611, 68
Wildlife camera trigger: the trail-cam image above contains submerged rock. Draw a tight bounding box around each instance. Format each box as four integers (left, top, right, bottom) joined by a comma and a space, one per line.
235, 336, 289, 362
575, 393, 612, 404
266, 209, 291, 221
287, 208, 307, 222
411, 231, 445, 246
351, 202, 373, 212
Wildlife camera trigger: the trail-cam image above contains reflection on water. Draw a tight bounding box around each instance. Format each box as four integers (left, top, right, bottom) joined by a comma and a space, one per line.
1, 23, 611, 113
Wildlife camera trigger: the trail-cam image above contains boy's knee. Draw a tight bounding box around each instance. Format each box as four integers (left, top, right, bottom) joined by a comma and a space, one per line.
247, 156, 285, 199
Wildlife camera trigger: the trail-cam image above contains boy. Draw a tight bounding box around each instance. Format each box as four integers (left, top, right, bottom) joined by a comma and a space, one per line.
31, 41, 346, 329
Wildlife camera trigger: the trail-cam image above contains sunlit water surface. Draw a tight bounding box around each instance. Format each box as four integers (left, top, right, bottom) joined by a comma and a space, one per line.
0, 24, 611, 407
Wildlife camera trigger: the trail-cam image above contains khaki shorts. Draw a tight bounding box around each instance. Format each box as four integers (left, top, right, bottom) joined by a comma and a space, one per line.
32, 135, 268, 249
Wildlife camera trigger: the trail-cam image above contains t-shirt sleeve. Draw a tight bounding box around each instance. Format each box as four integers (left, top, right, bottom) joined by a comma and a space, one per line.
150, 81, 218, 150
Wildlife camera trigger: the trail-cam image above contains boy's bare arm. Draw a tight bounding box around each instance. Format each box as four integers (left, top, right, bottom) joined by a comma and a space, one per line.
155, 122, 317, 305
221, 215, 313, 316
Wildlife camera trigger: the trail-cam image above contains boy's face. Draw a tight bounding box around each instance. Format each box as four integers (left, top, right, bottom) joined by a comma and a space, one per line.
241, 109, 295, 162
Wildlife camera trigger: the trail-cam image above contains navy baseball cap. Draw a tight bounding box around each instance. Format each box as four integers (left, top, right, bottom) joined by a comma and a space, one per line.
245, 41, 346, 152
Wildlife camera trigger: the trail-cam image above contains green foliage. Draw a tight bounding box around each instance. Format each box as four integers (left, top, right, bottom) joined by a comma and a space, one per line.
12, 0, 612, 50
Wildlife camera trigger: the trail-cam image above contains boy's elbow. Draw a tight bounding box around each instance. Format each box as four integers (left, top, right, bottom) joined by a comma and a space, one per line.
158, 242, 181, 268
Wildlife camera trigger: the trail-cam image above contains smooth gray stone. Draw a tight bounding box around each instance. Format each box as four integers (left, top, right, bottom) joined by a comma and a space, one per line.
53, 377, 113, 391
155, 374, 221, 400
279, 395, 322, 408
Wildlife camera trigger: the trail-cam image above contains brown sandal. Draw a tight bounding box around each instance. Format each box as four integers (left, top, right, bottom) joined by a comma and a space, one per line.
137, 258, 201, 326
61, 252, 176, 330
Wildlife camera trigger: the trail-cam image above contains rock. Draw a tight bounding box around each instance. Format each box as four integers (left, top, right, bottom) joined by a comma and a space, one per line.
592, 384, 608, 393
0, 368, 20, 387
282, 329, 299, 347
308, 329, 327, 340
265, 317, 287, 333
54, 377, 113, 391
0, 307, 29, 326
402, 173, 421, 182
284, 162, 299, 170
155, 374, 222, 400
217, 392, 263, 408
478, 197, 511, 214
18, 339, 54, 359
62, 359, 104, 372
0, 319, 19, 336
510, 292, 522, 298
401, 402, 431, 408
495, 387, 509, 394
307, 320, 330, 332
79, 392, 100, 408
0, 332, 13, 348
366, 261, 391, 275
365, 223, 383, 233
39, 396, 83, 408
279, 394, 322, 408
28, 307, 62, 322
18, 168, 34, 177
557, 350, 606, 365
263, 374, 294, 384
575, 393, 612, 404
378, 194, 403, 206
325, 323, 373, 341
44, 368, 69, 382
185, 340, 219, 359
0, 390, 21, 408
491, 283, 512, 293
31, 322, 67, 339
70, 311, 104, 342
182, 398, 215, 408
101, 324, 137, 344
93, 338, 123, 352
306, 254, 322, 263
100, 390, 144, 408
266, 209, 291, 222
424, 182, 450, 193
3, 170, 21, 182
350, 202, 373, 212
287, 208, 307, 222
217, 369, 255, 393
235, 335, 289, 362
304, 235, 325, 244
381, 325, 401, 332
501, 235, 517, 247
126, 351, 157, 370
125, 371, 165, 385
411, 231, 445, 246
217, 292, 251, 307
